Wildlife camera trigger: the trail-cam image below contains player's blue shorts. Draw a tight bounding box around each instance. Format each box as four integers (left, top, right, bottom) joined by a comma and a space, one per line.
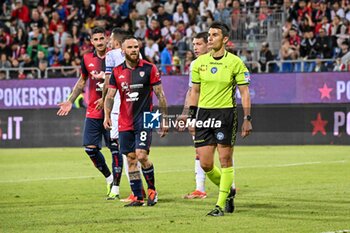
119, 125, 152, 155
83, 118, 111, 149
119, 129, 152, 155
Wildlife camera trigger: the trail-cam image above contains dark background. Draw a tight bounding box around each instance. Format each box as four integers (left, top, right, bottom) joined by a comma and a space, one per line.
1, 104, 349, 148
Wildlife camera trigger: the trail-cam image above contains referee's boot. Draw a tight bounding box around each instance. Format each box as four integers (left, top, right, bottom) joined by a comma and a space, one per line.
207, 206, 224, 217
225, 188, 236, 213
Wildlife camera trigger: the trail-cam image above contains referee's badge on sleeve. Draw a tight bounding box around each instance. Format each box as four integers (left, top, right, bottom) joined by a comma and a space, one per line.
244, 72, 251, 82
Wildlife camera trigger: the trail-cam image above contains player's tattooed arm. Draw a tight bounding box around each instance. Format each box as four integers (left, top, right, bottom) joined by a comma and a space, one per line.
102, 74, 110, 101
153, 84, 168, 117
182, 87, 192, 116
103, 88, 116, 129
176, 87, 191, 131
153, 84, 168, 137
68, 76, 86, 103
104, 88, 116, 115
57, 75, 86, 116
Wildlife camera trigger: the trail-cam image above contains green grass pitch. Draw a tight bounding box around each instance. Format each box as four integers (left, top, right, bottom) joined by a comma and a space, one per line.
0, 146, 349, 233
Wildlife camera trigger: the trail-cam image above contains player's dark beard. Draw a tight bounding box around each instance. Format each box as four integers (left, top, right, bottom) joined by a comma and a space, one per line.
125, 52, 139, 63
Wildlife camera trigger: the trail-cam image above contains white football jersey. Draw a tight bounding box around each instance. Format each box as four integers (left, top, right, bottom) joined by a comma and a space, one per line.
105, 48, 124, 113
188, 60, 195, 88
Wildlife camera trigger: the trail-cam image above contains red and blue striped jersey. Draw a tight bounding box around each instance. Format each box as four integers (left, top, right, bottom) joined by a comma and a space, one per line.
81, 51, 106, 119
109, 59, 161, 131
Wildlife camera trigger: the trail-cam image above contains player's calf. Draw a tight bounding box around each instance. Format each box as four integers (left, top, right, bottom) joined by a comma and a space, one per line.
84, 147, 113, 195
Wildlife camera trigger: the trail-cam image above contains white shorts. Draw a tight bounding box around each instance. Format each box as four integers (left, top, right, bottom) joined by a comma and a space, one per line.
110, 113, 119, 139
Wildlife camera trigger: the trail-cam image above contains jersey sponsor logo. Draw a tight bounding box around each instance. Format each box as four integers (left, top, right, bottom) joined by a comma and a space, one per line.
121, 82, 141, 101
88, 63, 94, 67
126, 92, 139, 102
194, 139, 206, 143
96, 82, 104, 92
209, 62, 223, 65
211, 67, 218, 74
90, 70, 105, 80
118, 75, 125, 79
200, 64, 207, 71
130, 84, 144, 89
216, 132, 225, 140
139, 71, 145, 77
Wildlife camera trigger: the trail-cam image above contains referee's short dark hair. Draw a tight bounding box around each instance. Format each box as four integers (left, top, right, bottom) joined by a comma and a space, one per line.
194, 32, 208, 43
209, 22, 230, 38
91, 27, 106, 36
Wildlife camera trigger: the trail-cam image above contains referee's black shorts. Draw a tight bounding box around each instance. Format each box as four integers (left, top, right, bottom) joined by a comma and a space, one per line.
194, 107, 238, 148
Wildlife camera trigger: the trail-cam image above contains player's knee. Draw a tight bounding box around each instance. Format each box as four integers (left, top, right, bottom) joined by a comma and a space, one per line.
136, 149, 147, 159
136, 153, 148, 164
219, 155, 233, 167
200, 162, 214, 172
84, 147, 99, 157
126, 153, 138, 166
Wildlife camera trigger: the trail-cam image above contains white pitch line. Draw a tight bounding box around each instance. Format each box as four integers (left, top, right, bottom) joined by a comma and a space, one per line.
0, 160, 347, 184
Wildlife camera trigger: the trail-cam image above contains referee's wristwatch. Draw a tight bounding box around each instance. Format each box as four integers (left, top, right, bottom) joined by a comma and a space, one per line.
243, 115, 252, 122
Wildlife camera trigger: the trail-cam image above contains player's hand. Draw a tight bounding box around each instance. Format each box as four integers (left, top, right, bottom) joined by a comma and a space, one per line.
158, 122, 169, 138
94, 98, 104, 110
176, 114, 187, 132
103, 117, 112, 130
57, 101, 72, 116
241, 120, 252, 138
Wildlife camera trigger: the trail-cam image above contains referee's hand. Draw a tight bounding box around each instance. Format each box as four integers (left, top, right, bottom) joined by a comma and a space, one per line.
175, 114, 187, 132
241, 120, 252, 138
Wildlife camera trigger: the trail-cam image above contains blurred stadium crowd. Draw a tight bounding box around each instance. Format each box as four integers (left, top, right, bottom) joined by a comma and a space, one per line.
0, 0, 350, 79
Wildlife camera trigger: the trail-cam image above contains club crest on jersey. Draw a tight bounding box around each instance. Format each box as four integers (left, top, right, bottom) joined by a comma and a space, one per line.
139, 71, 145, 77
211, 67, 218, 74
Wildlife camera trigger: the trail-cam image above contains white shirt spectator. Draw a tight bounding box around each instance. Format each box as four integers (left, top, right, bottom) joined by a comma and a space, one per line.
186, 25, 201, 38
173, 12, 189, 25
54, 31, 68, 53
134, 20, 147, 39
331, 8, 345, 19
145, 43, 160, 63
136, 0, 152, 16
199, 0, 216, 16
188, 60, 196, 88
164, 0, 176, 14
161, 25, 176, 41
